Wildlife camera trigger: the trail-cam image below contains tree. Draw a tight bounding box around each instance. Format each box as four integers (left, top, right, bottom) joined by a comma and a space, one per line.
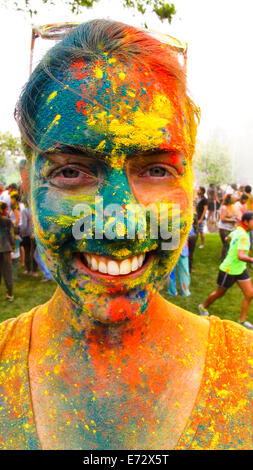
194, 138, 233, 186
0, 132, 24, 183
7, 0, 176, 22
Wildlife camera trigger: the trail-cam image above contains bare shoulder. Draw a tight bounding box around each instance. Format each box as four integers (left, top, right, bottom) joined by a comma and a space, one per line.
155, 294, 210, 353
158, 293, 209, 328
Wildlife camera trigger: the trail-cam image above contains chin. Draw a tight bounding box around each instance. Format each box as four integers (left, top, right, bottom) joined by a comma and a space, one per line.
53, 255, 158, 324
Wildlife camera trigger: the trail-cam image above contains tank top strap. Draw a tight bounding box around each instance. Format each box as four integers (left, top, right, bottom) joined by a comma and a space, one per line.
0, 309, 40, 449
175, 315, 225, 449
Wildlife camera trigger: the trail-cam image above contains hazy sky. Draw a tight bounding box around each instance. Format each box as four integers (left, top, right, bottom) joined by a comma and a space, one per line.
1, 0, 253, 154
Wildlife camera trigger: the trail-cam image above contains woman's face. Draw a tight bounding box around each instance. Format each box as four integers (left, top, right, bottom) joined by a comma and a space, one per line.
30, 57, 194, 323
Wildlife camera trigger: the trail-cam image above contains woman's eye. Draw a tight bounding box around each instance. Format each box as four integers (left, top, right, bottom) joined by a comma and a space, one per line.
149, 167, 166, 177
140, 165, 178, 179
54, 167, 91, 182
48, 165, 98, 189
61, 168, 81, 178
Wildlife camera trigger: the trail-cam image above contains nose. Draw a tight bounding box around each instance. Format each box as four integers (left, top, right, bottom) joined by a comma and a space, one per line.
100, 168, 140, 240
100, 168, 135, 206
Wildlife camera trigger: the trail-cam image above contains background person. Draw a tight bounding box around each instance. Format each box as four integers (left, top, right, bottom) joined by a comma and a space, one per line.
168, 239, 191, 296
0, 202, 15, 301
0, 182, 4, 200
196, 186, 208, 249
218, 194, 238, 261
207, 183, 217, 223
188, 213, 198, 272
199, 211, 253, 329
245, 185, 253, 211
231, 183, 239, 202
245, 185, 253, 250
216, 185, 225, 221
20, 202, 38, 276
11, 235, 21, 280
235, 193, 249, 222
238, 185, 245, 201
34, 247, 54, 282
9, 191, 21, 229
0, 185, 11, 209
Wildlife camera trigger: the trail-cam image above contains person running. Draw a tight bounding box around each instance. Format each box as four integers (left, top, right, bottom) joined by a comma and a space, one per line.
199, 211, 253, 329
196, 186, 208, 248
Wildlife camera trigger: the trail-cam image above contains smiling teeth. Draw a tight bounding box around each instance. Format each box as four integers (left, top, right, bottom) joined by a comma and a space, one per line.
83, 253, 147, 275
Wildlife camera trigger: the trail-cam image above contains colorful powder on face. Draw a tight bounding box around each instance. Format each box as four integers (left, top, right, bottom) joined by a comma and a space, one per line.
30, 54, 194, 323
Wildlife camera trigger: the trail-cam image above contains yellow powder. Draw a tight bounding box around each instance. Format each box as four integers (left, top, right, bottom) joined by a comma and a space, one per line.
46, 114, 61, 134
108, 58, 117, 64
94, 67, 103, 79
118, 72, 126, 80
46, 91, 57, 105
92, 137, 105, 149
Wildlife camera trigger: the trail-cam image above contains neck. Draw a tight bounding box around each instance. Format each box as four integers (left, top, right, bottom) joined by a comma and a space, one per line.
240, 222, 249, 231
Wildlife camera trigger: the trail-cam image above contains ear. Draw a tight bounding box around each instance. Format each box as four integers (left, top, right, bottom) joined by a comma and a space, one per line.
20, 164, 30, 198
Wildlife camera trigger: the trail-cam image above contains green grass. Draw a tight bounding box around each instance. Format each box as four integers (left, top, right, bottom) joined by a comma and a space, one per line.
0, 271, 56, 323
1, 233, 253, 324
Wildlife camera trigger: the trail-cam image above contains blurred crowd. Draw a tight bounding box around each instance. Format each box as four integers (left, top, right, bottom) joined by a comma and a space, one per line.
0, 180, 53, 302
168, 183, 253, 297
194, 183, 253, 260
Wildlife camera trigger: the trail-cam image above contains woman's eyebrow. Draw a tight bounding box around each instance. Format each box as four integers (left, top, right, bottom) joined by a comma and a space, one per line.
43, 145, 106, 161
133, 148, 184, 159
134, 149, 172, 157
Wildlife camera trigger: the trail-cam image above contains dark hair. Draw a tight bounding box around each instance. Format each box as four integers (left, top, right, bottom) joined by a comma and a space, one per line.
8, 183, 18, 191
10, 193, 20, 202
245, 185, 252, 194
240, 194, 248, 203
223, 194, 233, 205
14, 19, 199, 158
199, 186, 205, 195
242, 210, 253, 223
0, 202, 7, 214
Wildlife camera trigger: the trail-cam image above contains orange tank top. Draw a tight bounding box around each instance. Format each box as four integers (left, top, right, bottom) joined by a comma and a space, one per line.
0, 306, 253, 449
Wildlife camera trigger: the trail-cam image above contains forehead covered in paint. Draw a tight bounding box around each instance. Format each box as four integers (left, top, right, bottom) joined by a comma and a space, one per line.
34, 55, 191, 160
